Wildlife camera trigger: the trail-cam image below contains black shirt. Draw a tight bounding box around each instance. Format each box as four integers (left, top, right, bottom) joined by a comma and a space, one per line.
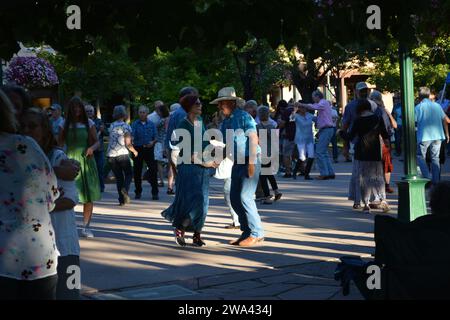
348, 114, 389, 161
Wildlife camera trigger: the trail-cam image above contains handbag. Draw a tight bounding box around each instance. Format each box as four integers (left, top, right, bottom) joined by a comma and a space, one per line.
214, 157, 233, 180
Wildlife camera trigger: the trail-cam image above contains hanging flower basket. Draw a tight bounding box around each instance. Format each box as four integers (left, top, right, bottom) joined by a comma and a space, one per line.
5, 56, 59, 89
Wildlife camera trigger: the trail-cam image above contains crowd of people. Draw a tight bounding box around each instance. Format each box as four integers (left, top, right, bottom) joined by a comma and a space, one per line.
1, 79, 450, 300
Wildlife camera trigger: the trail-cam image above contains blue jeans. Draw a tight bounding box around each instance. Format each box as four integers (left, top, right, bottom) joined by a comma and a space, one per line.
224, 178, 240, 226
94, 151, 105, 192
316, 127, 335, 176
330, 127, 338, 161
230, 161, 264, 238
417, 140, 442, 184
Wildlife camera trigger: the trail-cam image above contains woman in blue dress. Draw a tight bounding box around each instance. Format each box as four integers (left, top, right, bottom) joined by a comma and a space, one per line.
161, 94, 218, 247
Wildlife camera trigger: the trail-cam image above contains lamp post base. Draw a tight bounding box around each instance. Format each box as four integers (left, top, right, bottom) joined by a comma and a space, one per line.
396, 176, 429, 223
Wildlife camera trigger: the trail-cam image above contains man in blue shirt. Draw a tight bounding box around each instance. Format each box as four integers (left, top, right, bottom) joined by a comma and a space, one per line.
132, 105, 159, 200
213, 87, 264, 247
415, 87, 450, 185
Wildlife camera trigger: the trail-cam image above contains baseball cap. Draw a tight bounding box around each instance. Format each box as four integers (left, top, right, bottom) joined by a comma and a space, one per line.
355, 82, 369, 91
50, 103, 62, 111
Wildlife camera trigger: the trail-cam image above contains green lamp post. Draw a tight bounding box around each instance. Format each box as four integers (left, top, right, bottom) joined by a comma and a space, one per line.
396, 44, 429, 222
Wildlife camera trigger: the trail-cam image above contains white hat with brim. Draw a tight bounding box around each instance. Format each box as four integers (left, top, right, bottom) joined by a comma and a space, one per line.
210, 87, 245, 105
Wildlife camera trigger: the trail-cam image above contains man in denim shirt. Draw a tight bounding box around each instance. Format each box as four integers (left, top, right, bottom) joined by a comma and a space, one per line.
132, 105, 159, 200
213, 87, 264, 247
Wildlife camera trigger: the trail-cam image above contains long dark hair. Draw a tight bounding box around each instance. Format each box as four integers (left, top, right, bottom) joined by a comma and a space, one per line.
63, 96, 90, 146
158, 104, 170, 118
180, 94, 199, 113
274, 99, 288, 119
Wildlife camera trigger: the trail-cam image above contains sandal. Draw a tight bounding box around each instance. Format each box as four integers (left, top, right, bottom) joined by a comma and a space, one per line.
380, 201, 390, 213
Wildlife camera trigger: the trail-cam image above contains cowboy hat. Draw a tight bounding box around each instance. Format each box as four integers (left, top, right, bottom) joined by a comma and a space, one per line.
210, 87, 245, 105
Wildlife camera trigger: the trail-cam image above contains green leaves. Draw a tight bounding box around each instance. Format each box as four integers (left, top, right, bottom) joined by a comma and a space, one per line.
365, 35, 450, 92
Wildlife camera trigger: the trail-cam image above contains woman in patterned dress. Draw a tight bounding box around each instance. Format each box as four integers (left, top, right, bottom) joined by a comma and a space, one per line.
0, 89, 60, 299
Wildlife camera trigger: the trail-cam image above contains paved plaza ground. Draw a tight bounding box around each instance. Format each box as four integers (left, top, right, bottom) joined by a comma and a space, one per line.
75, 155, 450, 300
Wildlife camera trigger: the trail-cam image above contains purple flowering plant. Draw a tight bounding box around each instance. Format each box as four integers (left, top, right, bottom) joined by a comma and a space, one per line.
5, 56, 59, 89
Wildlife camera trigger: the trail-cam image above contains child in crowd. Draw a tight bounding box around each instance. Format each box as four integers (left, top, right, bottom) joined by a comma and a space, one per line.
257, 106, 282, 204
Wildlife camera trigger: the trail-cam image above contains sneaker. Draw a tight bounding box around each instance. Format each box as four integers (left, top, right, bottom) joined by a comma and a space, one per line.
261, 197, 273, 204
352, 204, 362, 210
80, 228, 94, 238
174, 229, 186, 247
167, 188, 175, 195
282, 174, 293, 178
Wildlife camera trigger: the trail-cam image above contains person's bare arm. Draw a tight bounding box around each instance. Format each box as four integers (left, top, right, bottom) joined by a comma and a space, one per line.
443, 119, 450, 143
247, 131, 259, 178
86, 126, 99, 157
125, 133, 138, 157
387, 111, 398, 129
444, 115, 450, 124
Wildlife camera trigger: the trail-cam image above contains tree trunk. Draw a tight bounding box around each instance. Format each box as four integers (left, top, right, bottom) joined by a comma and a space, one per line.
233, 51, 255, 101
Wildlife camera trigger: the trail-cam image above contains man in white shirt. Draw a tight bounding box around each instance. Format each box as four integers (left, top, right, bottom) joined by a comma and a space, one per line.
147, 100, 163, 125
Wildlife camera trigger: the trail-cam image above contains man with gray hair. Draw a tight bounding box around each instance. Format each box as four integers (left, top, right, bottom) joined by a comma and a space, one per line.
415, 86, 450, 185
131, 105, 159, 200
244, 100, 258, 118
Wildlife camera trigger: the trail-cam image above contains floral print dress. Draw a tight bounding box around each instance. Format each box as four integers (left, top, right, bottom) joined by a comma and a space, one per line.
0, 134, 59, 280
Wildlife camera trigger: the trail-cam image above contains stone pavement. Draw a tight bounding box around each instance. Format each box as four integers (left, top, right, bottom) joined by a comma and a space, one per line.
76, 156, 450, 300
